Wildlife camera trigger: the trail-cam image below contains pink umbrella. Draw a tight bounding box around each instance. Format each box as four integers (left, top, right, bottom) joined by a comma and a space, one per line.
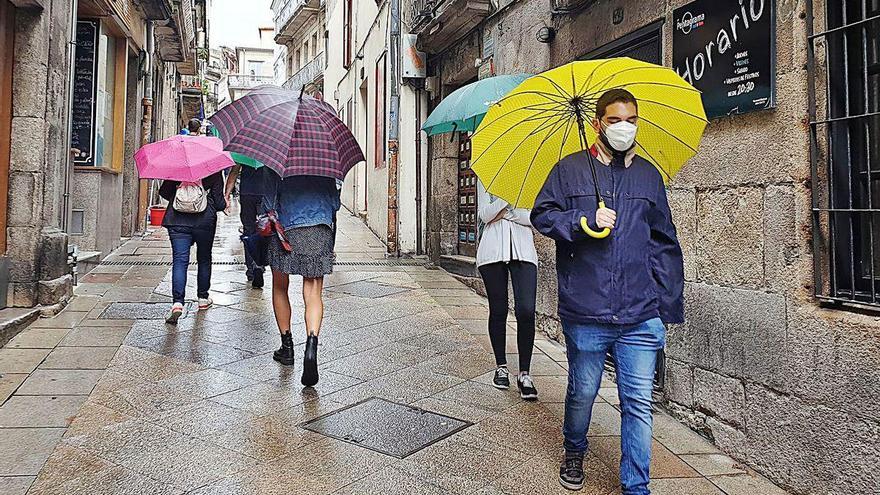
135, 135, 234, 182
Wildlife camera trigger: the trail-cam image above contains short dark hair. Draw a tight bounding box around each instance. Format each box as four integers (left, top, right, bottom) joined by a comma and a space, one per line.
595, 89, 638, 119
187, 119, 202, 133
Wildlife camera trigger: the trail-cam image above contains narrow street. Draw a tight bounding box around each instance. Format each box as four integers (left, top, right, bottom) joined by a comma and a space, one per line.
0, 210, 787, 495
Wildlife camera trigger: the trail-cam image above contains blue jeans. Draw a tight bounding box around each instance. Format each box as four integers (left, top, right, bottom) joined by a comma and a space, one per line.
168, 226, 215, 304
562, 317, 666, 495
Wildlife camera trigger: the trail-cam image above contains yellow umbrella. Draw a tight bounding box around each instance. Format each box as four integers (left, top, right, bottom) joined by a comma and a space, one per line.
471, 58, 707, 238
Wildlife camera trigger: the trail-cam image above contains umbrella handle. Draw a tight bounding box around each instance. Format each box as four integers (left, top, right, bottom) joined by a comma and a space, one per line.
580, 201, 612, 239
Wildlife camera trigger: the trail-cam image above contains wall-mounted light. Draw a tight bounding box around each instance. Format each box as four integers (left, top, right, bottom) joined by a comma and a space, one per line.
536, 26, 555, 44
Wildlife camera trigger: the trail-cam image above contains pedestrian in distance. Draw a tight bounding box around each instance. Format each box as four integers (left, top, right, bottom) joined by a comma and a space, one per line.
531, 89, 684, 494
187, 118, 202, 136
268, 175, 341, 387
476, 178, 539, 400
160, 170, 228, 324
225, 164, 270, 289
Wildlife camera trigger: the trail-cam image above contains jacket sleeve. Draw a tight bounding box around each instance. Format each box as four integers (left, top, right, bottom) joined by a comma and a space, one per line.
210, 173, 227, 212
648, 178, 685, 324
158, 180, 178, 202
505, 208, 533, 227
530, 165, 589, 242
477, 180, 508, 224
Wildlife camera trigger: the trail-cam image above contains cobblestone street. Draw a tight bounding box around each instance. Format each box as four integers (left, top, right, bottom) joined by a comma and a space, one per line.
0, 210, 789, 495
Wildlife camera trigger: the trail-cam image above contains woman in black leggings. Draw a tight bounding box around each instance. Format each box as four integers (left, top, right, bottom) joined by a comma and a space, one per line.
476, 180, 539, 400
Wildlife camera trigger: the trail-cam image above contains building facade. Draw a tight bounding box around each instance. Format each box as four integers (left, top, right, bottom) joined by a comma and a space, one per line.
0, 0, 208, 309
412, 1, 880, 494
226, 29, 276, 102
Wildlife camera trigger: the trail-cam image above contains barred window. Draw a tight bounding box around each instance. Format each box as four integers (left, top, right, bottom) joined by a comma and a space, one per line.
809, 0, 880, 307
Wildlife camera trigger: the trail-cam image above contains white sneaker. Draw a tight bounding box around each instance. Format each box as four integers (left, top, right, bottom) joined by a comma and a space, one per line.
198, 297, 213, 310
166, 303, 184, 324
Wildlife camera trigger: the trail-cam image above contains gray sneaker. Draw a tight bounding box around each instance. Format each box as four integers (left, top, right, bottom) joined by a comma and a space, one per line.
492, 366, 510, 390
559, 451, 585, 490
517, 373, 538, 401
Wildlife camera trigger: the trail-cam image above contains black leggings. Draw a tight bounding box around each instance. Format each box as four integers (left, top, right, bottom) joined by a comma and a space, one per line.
478, 261, 537, 372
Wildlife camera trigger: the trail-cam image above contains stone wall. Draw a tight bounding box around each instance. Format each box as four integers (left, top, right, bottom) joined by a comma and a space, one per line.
425, 0, 880, 494
6, 0, 74, 307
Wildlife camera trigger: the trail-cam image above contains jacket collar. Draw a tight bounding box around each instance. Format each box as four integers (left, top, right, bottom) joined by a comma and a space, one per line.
590, 142, 635, 168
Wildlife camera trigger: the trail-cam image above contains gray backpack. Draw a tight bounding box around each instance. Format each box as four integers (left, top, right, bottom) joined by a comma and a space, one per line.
173, 181, 208, 213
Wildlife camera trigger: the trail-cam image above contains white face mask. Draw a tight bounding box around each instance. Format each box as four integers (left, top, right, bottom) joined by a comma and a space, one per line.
601, 121, 638, 152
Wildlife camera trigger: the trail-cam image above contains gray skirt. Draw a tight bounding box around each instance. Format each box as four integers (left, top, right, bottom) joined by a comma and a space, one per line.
267, 224, 335, 277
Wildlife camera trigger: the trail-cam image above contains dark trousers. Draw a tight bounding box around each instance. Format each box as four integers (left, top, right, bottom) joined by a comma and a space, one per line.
239, 194, 264, 277
169, 226, 215, 304
478, 261, 537, 372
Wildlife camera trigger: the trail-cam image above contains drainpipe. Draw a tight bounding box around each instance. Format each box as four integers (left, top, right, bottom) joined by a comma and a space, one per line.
138, 21, 155, 232
387, 0, 401, 257
414, 87, 422, 255
61, 0, 79, 234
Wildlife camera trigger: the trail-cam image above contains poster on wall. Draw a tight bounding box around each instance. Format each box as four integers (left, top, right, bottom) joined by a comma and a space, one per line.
672, 0, 776, 119
72, 20, 99, 166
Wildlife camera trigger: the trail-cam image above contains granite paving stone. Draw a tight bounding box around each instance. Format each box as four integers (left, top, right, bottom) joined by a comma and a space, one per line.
39, 346, 118, 370
17, 369, 105, 396
0, 427, 66, 475
7, 210, 791, 495
0, 476, 34, 495
5, 329, 70, 349
0, 395, 86, 427
0, 348, 51, 373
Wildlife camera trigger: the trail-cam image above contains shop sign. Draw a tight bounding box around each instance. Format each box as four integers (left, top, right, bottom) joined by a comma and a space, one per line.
672, 0, 776, 119
72, 20, 99, 166
478, 57, 495, 80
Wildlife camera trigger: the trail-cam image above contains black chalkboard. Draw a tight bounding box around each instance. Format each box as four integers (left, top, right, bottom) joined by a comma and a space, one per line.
672, 0, 776, 119
72, 20, 99, 166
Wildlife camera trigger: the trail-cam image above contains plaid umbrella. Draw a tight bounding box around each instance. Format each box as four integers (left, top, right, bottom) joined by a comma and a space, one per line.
209, 85, 364, 180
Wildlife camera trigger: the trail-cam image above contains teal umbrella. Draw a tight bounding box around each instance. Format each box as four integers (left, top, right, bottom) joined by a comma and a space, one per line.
208, 126, 264, 168
422, 74, 532, 136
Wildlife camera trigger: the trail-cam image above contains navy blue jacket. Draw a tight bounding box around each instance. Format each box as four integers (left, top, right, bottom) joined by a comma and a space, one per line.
531, 151, 684, 325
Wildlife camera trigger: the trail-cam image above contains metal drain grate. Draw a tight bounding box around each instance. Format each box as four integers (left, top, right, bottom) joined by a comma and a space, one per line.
301, 397, 471, 458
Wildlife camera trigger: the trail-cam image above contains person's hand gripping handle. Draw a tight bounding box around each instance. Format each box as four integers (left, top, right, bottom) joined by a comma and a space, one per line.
580, 201, 615, 239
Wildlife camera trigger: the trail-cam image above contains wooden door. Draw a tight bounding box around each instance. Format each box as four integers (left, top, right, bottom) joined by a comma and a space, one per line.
0, 0, 15, 254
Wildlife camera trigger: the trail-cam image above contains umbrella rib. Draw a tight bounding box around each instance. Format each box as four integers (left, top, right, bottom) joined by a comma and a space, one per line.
635, 115, 702, 154
473, 110, 572, 173
557, 116, 577, 165
529, 75, 574, 101
634, 141, 673, 182
470, 102, 574, 144
513, 116, 574, 206
632, 98, 709, 123
494, 90, 570, 108
577, 58, 618, 96
483, 113, 574, 194
580, 65, 684, 97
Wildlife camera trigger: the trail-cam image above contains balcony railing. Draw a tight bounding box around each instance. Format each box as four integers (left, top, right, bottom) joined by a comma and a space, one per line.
274, 0, 321, 43
227, 74, 276, 89
408, 0, 490, 54
283, 52, 325, 91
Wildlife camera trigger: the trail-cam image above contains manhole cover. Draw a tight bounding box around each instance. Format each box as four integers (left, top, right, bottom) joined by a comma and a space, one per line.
99, 302, 189, 320
301, 397, 471, 458
327, 280, 410, 298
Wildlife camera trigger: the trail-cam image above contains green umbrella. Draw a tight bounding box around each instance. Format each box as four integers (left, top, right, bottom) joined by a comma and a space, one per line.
422, 74, 532, 136
208, 126, 264, 168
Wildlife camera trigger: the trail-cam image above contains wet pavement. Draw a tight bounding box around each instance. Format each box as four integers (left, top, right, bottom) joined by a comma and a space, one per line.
0, 207, 790, 494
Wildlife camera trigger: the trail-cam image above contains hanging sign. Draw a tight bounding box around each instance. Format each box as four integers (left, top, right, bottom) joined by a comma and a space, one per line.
672, 0, 776, 119
71, 20, 99, 166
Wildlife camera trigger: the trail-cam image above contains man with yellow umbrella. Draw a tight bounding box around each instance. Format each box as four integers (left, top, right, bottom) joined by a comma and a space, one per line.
471, 59, 707, 493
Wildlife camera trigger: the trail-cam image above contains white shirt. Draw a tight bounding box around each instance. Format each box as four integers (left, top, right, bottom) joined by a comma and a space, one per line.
475, 180, 538, 267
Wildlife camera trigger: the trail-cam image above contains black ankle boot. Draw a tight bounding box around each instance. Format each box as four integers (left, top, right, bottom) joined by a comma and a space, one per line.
301, 334, 319, 387
273, 332, 295, 366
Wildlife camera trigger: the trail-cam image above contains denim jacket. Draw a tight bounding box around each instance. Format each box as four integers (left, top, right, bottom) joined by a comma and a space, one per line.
274, 175, 341, 230
531, 151, 684, 325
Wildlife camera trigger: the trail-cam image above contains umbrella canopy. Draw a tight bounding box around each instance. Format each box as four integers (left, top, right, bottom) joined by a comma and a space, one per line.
208, 126, 264, 169
134, 135, 234, 182
209, 85, 365, 180
471, 58, 707, 212
422, 74, 531, 135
